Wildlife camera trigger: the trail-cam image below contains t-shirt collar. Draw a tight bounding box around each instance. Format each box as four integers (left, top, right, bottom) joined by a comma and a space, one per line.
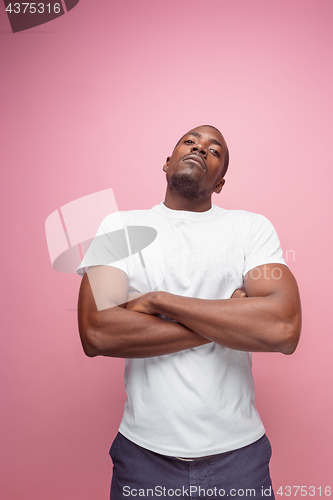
153, 202, 219, 221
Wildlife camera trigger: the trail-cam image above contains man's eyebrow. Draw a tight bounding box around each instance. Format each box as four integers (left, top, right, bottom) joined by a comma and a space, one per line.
187, 132, 223, 149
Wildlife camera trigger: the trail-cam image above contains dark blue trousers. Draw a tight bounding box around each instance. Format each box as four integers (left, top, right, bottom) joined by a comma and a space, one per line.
109, 433, 275, 500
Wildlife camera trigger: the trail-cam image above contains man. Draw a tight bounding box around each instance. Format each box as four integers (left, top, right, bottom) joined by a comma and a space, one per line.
77, 125, 301, 499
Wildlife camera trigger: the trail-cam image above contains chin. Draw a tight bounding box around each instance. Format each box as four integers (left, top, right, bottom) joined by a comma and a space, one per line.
168, 173, 210, 200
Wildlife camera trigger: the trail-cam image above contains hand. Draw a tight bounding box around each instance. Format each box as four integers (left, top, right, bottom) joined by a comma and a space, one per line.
231, 289, 247, 299
124, 292, 159, 315
123, 289, 246, 315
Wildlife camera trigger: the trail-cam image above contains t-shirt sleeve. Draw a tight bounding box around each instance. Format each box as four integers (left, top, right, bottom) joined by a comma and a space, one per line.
243, 214, 287, 277
76, 212, 129, 277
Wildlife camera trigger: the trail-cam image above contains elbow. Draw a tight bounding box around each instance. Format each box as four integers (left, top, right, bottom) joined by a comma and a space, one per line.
279, 336, 299, 355
276, 316, 302, 355
79, 327, 102, 358
82, 343, 98, 358
79, 325, 121, 358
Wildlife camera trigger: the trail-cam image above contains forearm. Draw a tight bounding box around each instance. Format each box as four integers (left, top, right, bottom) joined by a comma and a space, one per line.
150, 292, 300, 354
79, 305, 210, 358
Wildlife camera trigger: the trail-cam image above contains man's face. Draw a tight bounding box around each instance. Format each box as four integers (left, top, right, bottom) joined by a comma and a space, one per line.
163, 126, 226, 201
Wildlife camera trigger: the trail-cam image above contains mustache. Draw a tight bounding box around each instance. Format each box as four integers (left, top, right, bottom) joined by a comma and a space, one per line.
180, 153, 207, 171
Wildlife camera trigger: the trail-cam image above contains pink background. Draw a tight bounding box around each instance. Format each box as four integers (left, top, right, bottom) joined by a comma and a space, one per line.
1, 0, 332, 498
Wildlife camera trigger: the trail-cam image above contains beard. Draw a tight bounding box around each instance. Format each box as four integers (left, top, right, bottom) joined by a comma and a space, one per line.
167, 171, 212, 200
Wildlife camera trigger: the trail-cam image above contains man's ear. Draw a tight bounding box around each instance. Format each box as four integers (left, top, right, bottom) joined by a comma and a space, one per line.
213, 178, 225, 194
163, 157, 171, 172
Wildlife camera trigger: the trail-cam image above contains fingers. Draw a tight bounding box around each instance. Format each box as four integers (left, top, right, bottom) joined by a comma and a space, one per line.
231, 289, 247, 299
124, 292, 147, 310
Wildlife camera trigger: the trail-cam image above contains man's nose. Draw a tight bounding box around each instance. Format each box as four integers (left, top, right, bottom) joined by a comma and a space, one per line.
191, 143, 207, 157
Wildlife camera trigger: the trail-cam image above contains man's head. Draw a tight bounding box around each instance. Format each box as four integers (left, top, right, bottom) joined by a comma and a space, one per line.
172, 125, 229, 177
163, 125, 229, 205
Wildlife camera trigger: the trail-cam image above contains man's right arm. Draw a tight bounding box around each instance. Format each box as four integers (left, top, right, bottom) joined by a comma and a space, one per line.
77, 266, 210, 358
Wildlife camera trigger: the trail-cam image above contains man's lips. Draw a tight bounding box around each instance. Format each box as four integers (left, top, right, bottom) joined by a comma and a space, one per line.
181, 154, 207, 171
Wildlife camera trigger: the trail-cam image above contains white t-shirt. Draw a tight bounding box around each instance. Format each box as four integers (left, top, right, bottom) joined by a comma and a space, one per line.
77, 202, 287, 457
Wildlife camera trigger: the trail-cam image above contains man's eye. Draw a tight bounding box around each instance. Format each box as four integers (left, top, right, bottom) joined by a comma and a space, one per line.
211, 149, 220, 157
184, 140, 194, 144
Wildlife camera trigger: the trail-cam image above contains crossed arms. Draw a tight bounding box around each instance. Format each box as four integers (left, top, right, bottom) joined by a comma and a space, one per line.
77, 263, 301, 358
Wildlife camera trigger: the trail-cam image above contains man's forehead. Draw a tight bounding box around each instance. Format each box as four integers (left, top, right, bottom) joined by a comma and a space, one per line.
187, 125, 220, 135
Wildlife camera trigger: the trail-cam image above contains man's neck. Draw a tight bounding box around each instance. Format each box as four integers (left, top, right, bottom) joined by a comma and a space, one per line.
163, 191, 212, 212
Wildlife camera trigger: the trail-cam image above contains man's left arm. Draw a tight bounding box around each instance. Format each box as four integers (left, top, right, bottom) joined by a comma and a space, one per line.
125, 264, 302, 355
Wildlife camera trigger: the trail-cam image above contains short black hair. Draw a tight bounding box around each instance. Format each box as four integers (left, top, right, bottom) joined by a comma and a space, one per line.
173, 125, 229, 177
